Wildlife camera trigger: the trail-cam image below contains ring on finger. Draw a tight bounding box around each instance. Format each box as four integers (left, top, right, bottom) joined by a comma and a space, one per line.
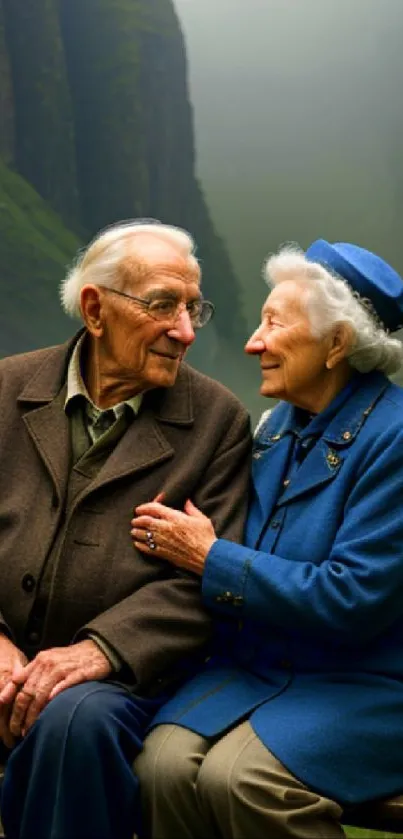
146, 530, 157, 551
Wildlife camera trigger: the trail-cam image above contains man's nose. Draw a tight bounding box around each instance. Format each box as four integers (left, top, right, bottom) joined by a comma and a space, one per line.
167, 309, 196, 345
244, 328, 266, 355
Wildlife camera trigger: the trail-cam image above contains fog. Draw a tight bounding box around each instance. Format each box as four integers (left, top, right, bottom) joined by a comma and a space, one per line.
174, 0, 403, 333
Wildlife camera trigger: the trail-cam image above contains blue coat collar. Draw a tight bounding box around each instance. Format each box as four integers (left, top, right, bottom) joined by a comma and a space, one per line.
249, 371, 390, 546
255, 370, 389, 449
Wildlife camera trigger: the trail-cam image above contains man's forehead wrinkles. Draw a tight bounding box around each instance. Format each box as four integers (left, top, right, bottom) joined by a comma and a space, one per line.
118, 250, 200, 289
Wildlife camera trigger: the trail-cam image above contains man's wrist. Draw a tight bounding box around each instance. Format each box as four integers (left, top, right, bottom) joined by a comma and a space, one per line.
86, 633, 122, 673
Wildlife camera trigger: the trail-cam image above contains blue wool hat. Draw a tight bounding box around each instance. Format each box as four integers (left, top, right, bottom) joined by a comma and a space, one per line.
305, 239, 403, 333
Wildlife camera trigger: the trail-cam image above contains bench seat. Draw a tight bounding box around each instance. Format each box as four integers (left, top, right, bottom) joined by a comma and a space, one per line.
343, 794, 403, 834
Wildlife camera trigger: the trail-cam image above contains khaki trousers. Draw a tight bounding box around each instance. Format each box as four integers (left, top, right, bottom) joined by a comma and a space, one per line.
134, 721, 344, 839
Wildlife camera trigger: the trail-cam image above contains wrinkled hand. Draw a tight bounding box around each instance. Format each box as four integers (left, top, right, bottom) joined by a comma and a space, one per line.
0, 639, 112, 738
131, 499, 217, 575
0, 634, 28, 748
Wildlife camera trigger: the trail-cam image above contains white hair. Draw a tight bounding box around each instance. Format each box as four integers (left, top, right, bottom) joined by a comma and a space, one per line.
263, 245, 403, 375
60, 219, 200, 319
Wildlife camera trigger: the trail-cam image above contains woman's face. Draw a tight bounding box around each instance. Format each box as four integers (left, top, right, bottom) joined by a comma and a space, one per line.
245, 279, 335, 411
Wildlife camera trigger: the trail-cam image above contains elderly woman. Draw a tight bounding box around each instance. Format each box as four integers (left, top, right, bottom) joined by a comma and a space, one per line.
131, 239, 403, 839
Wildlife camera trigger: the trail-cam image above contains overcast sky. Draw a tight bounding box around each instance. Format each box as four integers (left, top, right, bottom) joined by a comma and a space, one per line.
173, 0, 403, 329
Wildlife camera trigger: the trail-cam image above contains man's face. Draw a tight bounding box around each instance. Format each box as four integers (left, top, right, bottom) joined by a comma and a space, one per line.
89, 238, 201, 394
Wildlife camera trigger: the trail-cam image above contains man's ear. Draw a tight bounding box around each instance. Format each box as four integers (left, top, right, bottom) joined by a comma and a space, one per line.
326, 323, 353, 370
80, 285, 104, 337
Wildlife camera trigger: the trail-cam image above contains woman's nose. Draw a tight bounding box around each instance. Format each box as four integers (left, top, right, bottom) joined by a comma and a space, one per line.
244, 329, 266, 354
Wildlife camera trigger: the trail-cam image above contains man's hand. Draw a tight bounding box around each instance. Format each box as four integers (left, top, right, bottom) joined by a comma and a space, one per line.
4, 639, 112, 738
0, 634, 28, 748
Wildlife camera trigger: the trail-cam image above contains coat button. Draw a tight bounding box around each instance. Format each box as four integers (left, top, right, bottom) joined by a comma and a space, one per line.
326, 452, 340, 468
21, 574, 36, 593
26, 630, 40, 644
271, 520, 281, 529
342, 431, 352, 441
215, 591, 234, 604
233, 595, 244, 607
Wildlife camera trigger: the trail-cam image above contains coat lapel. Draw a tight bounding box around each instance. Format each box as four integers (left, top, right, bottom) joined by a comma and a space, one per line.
18, 337, 78, 505
277, 438, 345, 505
249, 371, 390, 533
74, 406, 175, 488
17, 338, 195, 501
22, 392, 71, 505
72, 361, 194, 491
280, 371, 389, 505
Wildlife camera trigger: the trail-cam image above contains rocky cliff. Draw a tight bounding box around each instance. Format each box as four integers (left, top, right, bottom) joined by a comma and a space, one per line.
0, 0, 246, 358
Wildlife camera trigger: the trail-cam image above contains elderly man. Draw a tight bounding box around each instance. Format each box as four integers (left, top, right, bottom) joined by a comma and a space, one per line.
0, 220, 251, 839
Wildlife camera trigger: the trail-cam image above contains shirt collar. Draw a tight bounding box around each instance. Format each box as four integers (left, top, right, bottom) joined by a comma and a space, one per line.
65, 333, 143, 418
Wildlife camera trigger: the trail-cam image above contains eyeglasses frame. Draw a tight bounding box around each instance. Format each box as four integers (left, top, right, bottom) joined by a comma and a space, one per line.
100, 286, 215, 328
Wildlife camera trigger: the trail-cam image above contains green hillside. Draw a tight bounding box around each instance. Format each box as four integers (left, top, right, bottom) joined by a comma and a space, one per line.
0, 158, 79, 355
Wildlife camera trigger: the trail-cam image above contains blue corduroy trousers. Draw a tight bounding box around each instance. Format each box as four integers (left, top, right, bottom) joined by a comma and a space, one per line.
0, 680, 163, 839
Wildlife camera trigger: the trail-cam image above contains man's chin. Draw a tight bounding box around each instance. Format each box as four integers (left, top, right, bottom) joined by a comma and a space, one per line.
148, 367, 180, 389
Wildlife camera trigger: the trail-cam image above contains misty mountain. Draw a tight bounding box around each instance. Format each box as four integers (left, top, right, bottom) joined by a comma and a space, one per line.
0, 0, 251, 397
174, 0, 403, 331
171, 0, 403, 413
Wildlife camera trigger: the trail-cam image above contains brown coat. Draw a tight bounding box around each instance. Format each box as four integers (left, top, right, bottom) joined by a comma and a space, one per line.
0, 333, 251, 694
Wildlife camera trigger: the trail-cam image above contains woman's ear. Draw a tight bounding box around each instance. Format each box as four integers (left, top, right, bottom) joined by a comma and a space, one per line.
80, 285, 104, 337
325, 323, 353, 370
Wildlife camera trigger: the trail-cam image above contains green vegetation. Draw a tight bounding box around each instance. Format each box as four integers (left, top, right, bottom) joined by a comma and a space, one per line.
2, 0, 79, 227
0, 157, 80, 355
0, 0, 14, 164
60, 0, 149, 233
346, 829, 401, 838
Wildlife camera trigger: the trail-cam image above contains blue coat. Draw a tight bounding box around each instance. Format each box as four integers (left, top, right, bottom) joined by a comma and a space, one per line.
151, 371, 403, 805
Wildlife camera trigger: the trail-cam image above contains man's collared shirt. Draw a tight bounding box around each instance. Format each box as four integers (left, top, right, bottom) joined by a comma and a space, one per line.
65, 333, 143, 445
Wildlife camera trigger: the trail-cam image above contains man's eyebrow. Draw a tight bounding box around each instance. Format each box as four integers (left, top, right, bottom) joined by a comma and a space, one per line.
140, 288, 180, 300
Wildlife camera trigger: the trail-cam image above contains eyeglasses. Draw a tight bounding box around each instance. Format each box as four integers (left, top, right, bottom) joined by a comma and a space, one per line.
102, 287, 215, 329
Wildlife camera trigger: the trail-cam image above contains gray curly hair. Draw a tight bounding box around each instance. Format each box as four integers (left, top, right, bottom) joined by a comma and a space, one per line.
263, 246, 403, 375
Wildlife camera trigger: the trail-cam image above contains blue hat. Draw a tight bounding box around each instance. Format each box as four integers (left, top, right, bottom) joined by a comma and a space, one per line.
305, 239, 403, 333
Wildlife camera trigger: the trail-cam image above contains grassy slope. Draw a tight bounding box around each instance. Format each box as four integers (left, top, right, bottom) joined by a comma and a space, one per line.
0, 158, 80, 356
2, 0, 79, 227
346, 829, 400, 838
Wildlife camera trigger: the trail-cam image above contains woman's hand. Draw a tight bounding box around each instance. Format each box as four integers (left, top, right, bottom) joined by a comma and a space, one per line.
131, 499, 217, 576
